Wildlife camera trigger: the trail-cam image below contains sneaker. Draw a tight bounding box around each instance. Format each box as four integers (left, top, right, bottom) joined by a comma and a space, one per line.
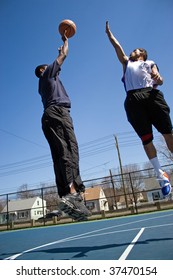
157, 172, 172, 196
58, 193, 92, 221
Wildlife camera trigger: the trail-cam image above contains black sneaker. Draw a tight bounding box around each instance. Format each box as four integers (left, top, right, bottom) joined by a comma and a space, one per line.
58, 193, 92, 221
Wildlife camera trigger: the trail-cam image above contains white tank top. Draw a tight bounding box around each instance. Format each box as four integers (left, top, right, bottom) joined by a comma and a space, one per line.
122, 60, 156, 92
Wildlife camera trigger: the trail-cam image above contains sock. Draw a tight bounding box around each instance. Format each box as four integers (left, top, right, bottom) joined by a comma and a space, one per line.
150, 157, 163, 177
69, 182, 76, 194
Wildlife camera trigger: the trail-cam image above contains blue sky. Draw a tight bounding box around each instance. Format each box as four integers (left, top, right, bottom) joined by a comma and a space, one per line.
0, 0, 173, 194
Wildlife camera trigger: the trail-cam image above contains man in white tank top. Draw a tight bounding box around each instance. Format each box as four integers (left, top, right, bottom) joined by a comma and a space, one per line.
106, 21, 173, 197
123, 59, 157, 91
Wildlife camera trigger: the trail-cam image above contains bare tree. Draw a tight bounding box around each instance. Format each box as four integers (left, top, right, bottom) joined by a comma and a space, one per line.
157, 135, 173, 164
17, 184, 39, 199
0, 199, 6, 212
142, 162, 155, 178
43, 186, 59, 211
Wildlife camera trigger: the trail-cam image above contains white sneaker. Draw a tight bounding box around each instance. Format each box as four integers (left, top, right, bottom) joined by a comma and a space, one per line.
157, 172, 172, 196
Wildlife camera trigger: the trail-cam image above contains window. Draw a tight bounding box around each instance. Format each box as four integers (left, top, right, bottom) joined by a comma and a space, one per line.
25, 211, 29, 218
86, 202, 95, 210
18, 212, 25, 219
152, 191, 160, 201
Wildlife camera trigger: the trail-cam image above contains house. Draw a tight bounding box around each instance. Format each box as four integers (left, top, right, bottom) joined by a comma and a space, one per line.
104, 187, 146, 210
0, 197, 46, 224
143, 176, 173, 202
83, 186, 109, 213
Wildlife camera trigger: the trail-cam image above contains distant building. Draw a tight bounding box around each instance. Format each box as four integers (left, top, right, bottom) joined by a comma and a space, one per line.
0, 197, 46, 224
143, 176, 173, 201
84, 186, 109, 213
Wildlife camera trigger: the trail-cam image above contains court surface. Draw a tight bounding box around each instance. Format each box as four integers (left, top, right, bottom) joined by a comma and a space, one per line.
0, 209, 173, 260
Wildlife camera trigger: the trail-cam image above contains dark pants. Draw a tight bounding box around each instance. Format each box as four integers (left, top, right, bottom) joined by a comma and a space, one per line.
42, 105, 85, 197
124, 88, 172, 144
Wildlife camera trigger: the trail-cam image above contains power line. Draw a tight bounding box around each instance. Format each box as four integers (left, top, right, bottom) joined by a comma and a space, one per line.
0, 130, 162, 177
0, 128, 47, 149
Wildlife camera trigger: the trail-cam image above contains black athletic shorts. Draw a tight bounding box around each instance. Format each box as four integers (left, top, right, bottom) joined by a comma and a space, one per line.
124, 88, 172, 141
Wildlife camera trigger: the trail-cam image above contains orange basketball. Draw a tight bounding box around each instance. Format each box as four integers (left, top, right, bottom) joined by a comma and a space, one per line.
58, 19, 76, 38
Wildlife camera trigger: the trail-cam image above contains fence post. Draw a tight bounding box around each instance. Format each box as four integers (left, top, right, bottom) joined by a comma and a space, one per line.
6, 194, 10, 230
31, 219, 35, 227
101, 210, 106, 219
41, 188, 46, 226
10, 221, 14, 229
53, 216, 57, 224
129, 172, 138, 214
155, 202, 161, 210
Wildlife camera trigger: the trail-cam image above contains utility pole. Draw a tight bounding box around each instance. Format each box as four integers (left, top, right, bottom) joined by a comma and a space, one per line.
109, 169, 117, 209
114, 134, 128, 208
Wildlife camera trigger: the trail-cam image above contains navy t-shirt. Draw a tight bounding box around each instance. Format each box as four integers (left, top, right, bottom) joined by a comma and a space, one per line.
38, 60, 71, 109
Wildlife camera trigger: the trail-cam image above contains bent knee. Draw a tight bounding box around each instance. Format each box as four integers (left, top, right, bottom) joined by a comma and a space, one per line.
141, 133, 153, 145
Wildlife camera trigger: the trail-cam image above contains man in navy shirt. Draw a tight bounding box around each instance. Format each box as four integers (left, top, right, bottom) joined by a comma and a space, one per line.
35, 34, 91, 221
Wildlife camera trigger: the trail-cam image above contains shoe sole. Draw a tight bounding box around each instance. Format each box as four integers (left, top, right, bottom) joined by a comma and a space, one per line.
162, 184, 172, 197
158, 173, 172, 197
58, 199, 89, 221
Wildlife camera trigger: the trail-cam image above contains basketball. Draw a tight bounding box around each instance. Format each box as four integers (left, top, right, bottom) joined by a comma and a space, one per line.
58, 19, 76, 38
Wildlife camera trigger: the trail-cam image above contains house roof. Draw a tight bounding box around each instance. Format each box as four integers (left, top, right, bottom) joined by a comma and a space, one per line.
1, 197, 43, 213
143, 177, 159, 190
83, 186, 103, 201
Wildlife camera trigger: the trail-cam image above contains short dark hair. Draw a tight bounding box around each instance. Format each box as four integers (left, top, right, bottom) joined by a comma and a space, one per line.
129, 48, 148, 61
35, 64, 48, 78
137, 48, 148, 61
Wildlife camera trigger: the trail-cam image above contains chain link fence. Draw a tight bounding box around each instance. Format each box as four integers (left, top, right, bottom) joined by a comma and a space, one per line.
0, 165, 173, 231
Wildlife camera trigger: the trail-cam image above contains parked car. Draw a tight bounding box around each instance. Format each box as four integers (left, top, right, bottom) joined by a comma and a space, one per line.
37, 210, 62, 221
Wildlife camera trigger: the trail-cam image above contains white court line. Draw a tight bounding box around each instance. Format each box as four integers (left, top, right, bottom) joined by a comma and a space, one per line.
4, 222, 173, 260
4, 226, 143, 260
119, 228, 145, 260
4, 213, 173, 260
3, 211, 173, 260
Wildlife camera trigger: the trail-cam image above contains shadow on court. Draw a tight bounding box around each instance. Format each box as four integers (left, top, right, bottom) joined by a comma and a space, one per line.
2, 237, 173, 260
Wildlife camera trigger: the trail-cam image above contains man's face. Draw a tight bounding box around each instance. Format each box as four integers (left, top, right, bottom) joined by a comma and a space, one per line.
40, 65, 47, 74
129, 49, 142, 61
